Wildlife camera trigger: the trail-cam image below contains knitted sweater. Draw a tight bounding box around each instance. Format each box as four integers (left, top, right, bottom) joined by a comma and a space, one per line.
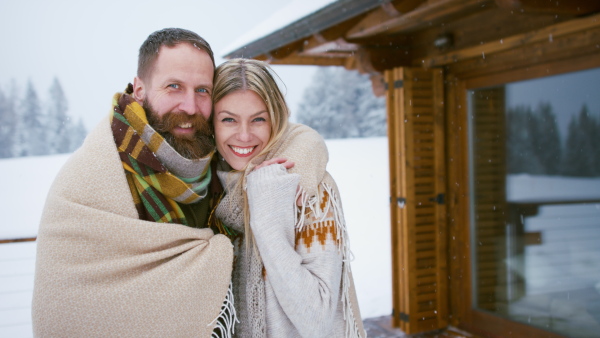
216, 123, 365, 338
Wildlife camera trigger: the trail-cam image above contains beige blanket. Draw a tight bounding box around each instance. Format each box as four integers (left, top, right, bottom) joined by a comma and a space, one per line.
32, 116, 233, 337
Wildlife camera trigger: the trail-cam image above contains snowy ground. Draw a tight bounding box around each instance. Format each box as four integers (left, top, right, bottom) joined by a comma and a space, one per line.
0, 137, 392, 337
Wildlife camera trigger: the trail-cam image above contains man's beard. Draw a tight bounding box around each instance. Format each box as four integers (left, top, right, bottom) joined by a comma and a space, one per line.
144, 101, 214, 160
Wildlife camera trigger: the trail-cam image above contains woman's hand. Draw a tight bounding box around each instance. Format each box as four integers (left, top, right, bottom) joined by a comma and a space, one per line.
251, 158, 302, 206
253, 157, 295, 171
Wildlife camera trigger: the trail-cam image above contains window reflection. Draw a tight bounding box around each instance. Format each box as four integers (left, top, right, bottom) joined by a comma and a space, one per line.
469, 67, 600, 337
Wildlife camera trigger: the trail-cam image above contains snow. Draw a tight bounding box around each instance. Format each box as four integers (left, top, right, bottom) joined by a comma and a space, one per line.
0, 137, 392, 336
0, 154, 70, 239
221, 0, 336, 57
507, 174, 600, 202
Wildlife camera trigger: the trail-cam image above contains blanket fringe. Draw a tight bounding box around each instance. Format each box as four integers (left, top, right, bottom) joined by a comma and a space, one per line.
295, 182, 363, 337
209, 282, 239, 338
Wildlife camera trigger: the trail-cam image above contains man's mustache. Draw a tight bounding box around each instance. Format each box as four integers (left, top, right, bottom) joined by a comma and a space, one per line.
150, 111, 213, 139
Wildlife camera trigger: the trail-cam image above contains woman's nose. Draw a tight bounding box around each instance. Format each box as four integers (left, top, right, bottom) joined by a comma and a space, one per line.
236, 124, 252, 142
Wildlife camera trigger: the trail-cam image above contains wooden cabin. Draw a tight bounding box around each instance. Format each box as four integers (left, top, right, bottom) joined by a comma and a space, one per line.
224, 0, 600, 337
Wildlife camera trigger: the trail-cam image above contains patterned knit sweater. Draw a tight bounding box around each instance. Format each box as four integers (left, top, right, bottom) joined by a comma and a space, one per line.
216, 123, 365, 337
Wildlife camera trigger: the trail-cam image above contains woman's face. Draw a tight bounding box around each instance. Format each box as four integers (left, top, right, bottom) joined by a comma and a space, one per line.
214, 90, 272, 170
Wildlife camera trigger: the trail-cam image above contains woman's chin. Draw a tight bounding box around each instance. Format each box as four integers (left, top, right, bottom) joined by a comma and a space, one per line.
224, 156, 250, 171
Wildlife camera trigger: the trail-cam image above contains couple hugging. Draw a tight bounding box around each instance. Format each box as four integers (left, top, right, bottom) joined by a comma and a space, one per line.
32, 28, 365, 338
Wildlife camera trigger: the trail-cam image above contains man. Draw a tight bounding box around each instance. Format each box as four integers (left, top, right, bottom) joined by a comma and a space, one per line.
32, 28, 234, 337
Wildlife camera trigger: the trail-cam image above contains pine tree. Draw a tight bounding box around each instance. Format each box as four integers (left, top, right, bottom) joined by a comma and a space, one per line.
0, 87, 13, 158
68, 118, 87, 152
297, 67, 386, 139
17, 80, 49, 156
506, 105, 543, 174
506, 102, 563, 175
0, 81, 20, 158
356, 75, 386, 137
562, 105, 597, 177
47, 77, 71, 154
531, 102, 562, 175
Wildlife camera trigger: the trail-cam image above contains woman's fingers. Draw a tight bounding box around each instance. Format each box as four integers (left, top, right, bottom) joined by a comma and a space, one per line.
281, 160, 295, 169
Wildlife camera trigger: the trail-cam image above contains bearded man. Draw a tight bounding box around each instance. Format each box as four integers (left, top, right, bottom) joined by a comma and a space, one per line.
32, 28, 234, 337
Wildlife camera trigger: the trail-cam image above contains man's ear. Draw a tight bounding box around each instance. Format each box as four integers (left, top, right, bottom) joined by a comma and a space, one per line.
133, 76, 146, 103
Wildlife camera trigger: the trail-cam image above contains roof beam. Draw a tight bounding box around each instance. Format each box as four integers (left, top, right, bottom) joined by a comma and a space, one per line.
346, 0, 425, 40
266, 52, 350, 67
495, 0, 600, 16
346, 0, 495, 39
302, 37, 360, 55
422, 11, 600, 67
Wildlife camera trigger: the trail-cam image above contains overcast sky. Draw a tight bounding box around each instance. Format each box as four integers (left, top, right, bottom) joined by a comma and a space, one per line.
0, 0, 319, 131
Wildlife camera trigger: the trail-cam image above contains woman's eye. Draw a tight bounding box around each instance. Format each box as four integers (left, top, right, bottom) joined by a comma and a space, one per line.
221, 117, 235, 123
253, 117, 266, 122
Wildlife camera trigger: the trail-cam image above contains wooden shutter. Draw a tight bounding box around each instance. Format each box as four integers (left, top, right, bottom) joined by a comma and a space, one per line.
384, 67, 448, 334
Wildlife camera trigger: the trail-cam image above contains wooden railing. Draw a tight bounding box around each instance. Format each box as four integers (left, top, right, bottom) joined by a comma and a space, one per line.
0, 237, 36, 244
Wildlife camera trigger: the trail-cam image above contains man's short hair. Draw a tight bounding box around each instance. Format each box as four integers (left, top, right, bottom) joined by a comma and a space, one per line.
137, 28, 215, 81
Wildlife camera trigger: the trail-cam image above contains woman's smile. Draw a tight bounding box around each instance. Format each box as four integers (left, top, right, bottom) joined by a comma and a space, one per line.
230, 145, 257, 156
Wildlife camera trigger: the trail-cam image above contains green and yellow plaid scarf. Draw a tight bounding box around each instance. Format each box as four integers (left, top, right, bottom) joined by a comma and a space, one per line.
110, 89, 213, 225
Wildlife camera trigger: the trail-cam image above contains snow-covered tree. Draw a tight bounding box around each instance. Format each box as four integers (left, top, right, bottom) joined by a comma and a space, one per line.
68, 117, 87, 152
1, 78, 87, 158
506, 105, 544, 174
296, 67, 386, 139
506, 102, 561, 175
562, 105, 599, 177
46, 77, 71, 154
17, 80, 49, 157
532, 102, 562, 175
0, 82, 19, 158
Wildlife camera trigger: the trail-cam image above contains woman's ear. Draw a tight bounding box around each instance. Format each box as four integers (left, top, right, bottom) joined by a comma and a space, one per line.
132, 77, 146, 103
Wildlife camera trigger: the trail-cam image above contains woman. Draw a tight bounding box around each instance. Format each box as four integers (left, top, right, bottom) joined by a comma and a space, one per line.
212, 59, 365, 338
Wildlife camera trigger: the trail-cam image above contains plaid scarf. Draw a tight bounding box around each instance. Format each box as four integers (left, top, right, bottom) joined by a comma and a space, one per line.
110, 87, 214, 225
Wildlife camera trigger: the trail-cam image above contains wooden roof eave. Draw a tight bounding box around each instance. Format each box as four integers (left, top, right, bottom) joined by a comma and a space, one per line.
495, 0, 600, 16
346, 0, 600, 40
226, 0, 600, 62
346, 0, 495, 39
223, 0, 386, 60
260, 50, 353, 67
422, 11, 600, 68
226, 0, 600, 97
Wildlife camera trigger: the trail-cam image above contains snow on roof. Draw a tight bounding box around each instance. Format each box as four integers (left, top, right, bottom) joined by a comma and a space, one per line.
221, 0, 336, 57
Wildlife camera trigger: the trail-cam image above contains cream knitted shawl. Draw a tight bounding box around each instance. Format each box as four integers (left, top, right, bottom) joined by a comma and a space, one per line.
32, 116, 234, 337
216, 123, 365, 337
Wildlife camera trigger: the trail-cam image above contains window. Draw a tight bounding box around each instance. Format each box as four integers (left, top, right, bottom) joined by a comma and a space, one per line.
468, 67, 600, 337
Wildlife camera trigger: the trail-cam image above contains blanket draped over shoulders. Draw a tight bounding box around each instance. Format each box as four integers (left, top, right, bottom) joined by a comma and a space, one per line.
32, 116, 233, 337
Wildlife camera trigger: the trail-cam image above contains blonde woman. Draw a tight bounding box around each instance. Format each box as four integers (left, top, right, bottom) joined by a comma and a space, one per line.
212, 58, 365, 338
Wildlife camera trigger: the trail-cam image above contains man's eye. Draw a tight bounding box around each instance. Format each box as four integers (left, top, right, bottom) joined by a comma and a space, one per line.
168, 84, 180, 89
196, 88, 208, 93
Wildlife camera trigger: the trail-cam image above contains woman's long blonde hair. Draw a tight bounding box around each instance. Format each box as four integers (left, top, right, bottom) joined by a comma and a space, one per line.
212, 58, 292, 247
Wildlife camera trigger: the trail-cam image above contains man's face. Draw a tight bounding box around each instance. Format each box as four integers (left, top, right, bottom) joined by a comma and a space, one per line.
133, 43, 214, 158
